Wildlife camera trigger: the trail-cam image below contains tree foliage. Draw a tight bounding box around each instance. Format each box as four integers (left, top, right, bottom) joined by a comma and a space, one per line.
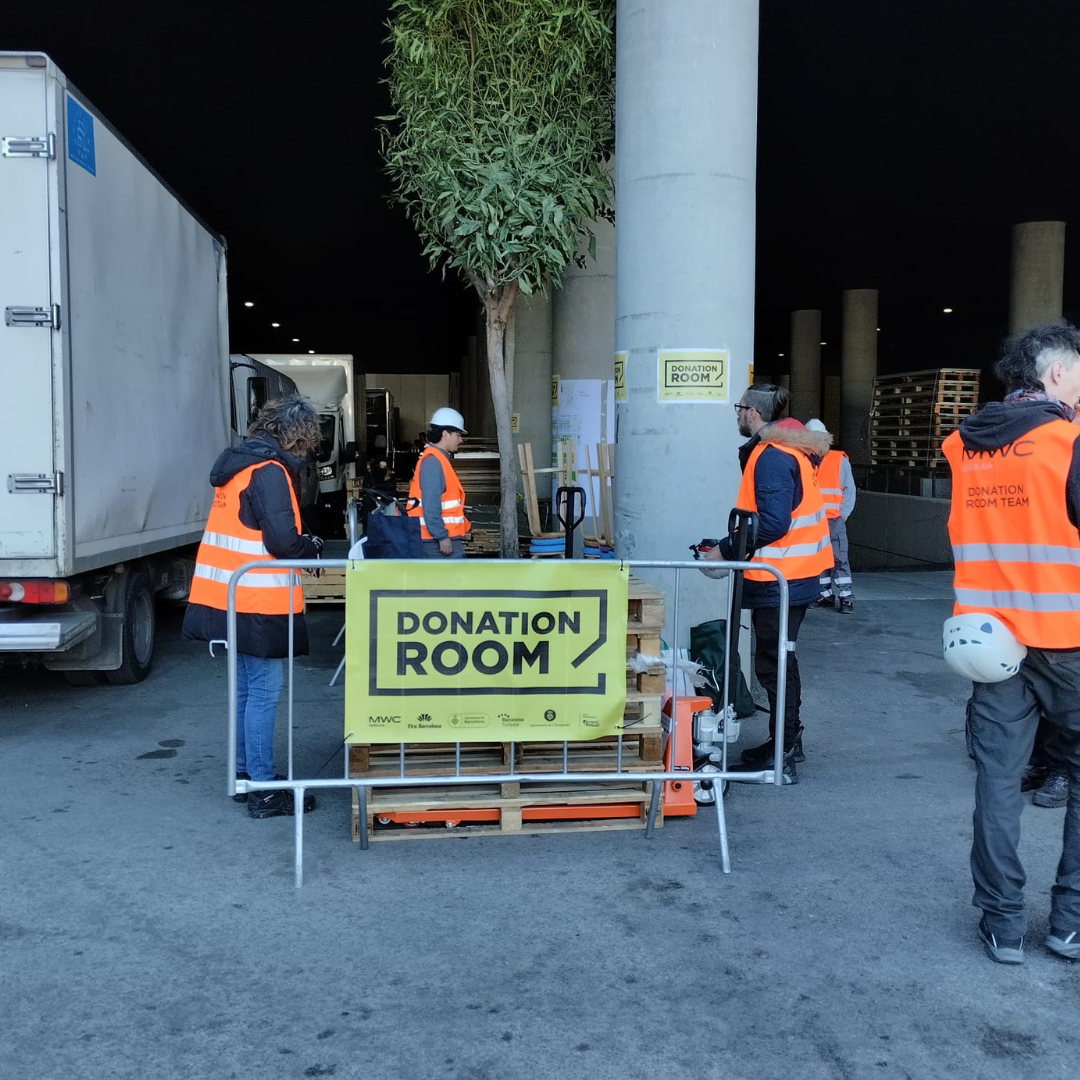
380, 0, 616, 297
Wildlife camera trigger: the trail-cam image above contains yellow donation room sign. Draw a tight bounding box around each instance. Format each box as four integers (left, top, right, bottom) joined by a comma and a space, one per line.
658, 349, 729, 402
345, 560, 629, 742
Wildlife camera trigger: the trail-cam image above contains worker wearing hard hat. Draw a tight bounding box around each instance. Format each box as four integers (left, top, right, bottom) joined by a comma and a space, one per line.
942, 322, 1080, 965
805, 418, 856, 613
408, 407, 471, 558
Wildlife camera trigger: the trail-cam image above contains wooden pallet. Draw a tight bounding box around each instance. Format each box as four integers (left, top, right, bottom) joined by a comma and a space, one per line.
303, 565, 347, 604
351, 778, 663, 842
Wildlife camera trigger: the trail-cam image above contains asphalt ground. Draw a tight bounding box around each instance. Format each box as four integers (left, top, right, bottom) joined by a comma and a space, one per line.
2, 571, 1078, 1080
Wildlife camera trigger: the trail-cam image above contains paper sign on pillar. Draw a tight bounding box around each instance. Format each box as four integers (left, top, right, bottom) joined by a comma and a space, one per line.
344, 561, 629, 743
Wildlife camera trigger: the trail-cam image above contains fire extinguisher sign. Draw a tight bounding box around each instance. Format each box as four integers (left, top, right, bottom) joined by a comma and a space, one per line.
657, 349, 730, 402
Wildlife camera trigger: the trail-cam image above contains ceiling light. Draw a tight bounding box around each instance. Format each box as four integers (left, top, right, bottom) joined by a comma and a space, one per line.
819, 341, 826, 346
243, 301, 254, 308
271, 322, 280, 328
778, 353, 784, 357
943, 307, 953, 313
308, 350, 315, 355
292, 338, 300, 343
876, 327, 881, 331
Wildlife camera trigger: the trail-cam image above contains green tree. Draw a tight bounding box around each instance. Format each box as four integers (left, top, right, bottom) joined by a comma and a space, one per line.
380, 0, 616, 557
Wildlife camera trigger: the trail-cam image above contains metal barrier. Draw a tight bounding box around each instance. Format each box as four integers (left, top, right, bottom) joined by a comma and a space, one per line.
225, 558, 791, 887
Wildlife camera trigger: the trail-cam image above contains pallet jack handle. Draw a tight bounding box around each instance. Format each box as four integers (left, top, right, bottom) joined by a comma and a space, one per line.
555, 485, 587, 559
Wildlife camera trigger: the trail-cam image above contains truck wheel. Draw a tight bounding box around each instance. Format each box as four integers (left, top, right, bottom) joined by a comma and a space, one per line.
105, 571, 156, 685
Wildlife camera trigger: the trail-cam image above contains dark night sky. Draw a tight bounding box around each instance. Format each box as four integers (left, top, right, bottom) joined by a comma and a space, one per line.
7, 1, 1080, 385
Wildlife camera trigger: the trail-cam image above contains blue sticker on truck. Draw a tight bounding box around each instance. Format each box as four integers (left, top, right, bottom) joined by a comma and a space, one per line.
66, 97, 96, 176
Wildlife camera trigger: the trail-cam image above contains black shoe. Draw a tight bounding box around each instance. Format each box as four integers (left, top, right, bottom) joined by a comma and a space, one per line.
839, 598, 854, 615
740, 729, 804, 767
978, 918, 1024, 964
247, 787, 317, 819
1021, 763, 1049, 792
730, 745, 799, 785
232, 772, 250, 803
1033, 771, 1069, 808
815, 596, 834, 609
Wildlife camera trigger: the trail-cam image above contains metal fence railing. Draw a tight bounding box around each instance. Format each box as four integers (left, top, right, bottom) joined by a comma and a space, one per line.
223, 558, 791, 887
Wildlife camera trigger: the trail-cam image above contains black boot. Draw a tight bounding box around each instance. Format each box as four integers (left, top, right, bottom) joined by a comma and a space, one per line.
247, 787, 317, 819
1032, 771, 1068, 808
739, 727, 804, 767
729, 745, 799, 785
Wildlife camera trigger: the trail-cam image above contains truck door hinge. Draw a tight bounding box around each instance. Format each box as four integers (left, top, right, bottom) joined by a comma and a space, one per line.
1, 133, 56, 159
5, 304, 61, 330
8, 473, 63, 495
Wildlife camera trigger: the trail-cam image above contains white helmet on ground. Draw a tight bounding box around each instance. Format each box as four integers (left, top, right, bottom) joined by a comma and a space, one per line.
942, 613, 1026, 682
430, 407, 467, 433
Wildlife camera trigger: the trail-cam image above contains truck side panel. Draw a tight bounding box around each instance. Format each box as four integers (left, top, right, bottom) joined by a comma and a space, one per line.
62, 83, 229, 573
0, 65, 56, 561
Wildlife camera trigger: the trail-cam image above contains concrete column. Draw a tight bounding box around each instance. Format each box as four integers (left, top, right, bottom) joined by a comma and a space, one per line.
1009, 221, 1066, 334
840, 288, 878, 466
614, 0, 759, 636
788, 309, 822, 421
552, 168, 615, 381
512, 291, 553, 493
463, 335, 478, 432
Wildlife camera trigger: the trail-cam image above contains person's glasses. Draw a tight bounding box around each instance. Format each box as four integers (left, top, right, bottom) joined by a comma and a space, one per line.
734, 404, 753, 413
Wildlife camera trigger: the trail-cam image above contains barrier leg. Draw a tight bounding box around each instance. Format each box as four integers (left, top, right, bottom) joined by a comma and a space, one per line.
294, 785, 305, 889
644, 780, 662, 838
713, 784, 731, 874
329, 655, 346, 688
358, 784, 370, 851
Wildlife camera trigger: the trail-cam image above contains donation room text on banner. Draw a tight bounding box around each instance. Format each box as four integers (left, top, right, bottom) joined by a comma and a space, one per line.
345, 561, 629, 743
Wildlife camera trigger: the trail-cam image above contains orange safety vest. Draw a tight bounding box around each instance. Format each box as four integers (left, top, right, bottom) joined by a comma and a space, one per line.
943, 421, 1080, 648
408, 447, 470, 540
817, 449, 848, 520
188, 461, 305, 616
737, 443, 833, 583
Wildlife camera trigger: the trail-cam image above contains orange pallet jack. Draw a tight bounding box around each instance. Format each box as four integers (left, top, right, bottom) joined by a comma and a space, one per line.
662, 695, 715, 816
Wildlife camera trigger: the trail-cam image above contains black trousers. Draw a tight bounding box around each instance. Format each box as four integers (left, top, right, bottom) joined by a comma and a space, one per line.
752, 605, 807, 750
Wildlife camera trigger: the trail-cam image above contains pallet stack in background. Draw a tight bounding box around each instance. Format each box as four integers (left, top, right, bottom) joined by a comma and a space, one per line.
869, 368, 981, 469
349, 576, 666, 842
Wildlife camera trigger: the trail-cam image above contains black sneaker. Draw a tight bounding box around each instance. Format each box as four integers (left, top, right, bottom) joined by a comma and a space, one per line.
247, 787, 317, 819
814, 596, 835, 609
729, 746, 799, 785
740, 729, 804, 767
839, 598, 854, 615
978, 918, 1025, 964
232, 772, 250, 803
1033, 771, 1068, 808
1046, 929, 1080, 960
1021, 763, 1049, 792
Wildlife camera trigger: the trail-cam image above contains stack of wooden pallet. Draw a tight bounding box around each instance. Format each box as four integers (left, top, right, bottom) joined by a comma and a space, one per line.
349, 576, 667, 841
869, 368, 980, 469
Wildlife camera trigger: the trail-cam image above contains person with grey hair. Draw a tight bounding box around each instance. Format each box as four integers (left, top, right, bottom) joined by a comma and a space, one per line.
183, 395, 324, 819
943, 321, 1080, 963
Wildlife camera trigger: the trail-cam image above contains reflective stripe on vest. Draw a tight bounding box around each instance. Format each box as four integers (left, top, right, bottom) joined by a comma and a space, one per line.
943, 421, 1080, 648
816, 450, 847, 519
407, 447, 471, 539
188, 460, 305, 616
736, 441, 834, 583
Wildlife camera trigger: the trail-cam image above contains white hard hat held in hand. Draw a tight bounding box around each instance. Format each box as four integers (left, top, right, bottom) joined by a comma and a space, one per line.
942, 613, 1026, 683
430, 407, 467, 433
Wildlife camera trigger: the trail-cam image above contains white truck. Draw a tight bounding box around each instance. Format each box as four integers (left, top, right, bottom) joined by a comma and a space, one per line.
250, 354, 361, 534
0, 52, 232, 683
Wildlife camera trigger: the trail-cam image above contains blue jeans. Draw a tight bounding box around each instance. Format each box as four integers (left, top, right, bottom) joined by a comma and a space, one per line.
235, 654, 283, 782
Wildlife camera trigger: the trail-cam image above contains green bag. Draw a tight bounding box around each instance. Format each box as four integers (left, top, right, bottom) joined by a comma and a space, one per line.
689, 619, 756, 718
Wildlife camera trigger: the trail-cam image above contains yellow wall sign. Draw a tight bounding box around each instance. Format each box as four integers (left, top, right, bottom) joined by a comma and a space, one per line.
658, 349, 729, 402
551, 376, 560, 407
614, 351, 628, 402
344, 560, 629, 743
511, 413, 520, 433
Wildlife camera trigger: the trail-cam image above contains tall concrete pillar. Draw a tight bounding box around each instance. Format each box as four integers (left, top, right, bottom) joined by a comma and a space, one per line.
788, 309, 822, 421
512, 291, 553, 492
1009, 221, 1066, 334
840, 288, 878, 466
614, 0, 759, 635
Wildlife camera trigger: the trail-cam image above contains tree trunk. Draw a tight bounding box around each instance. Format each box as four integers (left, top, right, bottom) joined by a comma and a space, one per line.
480, 284, 520, 558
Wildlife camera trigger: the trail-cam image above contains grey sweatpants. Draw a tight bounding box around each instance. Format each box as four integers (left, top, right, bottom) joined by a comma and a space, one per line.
819, 516, 853, 599
421, 538, 465, 559
966, 649, 1080, 938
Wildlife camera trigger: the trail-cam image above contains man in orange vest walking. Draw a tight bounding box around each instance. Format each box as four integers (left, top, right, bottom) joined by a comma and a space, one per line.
806, 418, 856, 613
409, 407, 471, 559
943, 322, 1080, 963
183, 396, 324, 819
704, 383, 833, 783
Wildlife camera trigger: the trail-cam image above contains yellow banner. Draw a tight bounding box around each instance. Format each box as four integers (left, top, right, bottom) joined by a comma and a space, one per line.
344, 560, 629, 743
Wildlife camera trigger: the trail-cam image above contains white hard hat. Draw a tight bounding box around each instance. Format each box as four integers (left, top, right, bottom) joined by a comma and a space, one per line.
430, 407, 467, 433
942, 613, 1026, 683
805, 418, 827, 433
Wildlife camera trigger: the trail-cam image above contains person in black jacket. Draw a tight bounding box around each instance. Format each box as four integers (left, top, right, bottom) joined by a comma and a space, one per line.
183, 396, 323, 818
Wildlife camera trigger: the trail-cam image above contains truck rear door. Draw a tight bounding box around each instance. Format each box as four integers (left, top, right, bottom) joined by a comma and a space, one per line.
0, 64, 56, 559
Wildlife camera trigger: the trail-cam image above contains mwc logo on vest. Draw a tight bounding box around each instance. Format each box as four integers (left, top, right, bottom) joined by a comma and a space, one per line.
343, 561, 629, 742
959, 441, 1034, 509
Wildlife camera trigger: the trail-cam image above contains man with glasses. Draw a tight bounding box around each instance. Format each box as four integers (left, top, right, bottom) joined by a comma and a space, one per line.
704, 383, 833, 783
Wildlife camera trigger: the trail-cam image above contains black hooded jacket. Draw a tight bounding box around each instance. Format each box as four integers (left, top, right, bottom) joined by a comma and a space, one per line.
955, 399, 1080, 532
182, 434, 320, 657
